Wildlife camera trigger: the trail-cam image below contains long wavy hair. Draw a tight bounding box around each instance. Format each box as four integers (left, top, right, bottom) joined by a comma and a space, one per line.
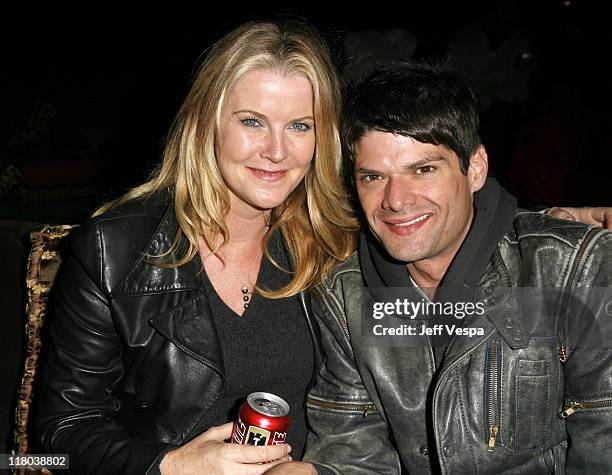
94, 19, 358, 297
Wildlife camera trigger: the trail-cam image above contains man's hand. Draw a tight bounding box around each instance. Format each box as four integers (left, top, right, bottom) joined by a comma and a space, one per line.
548, 207, 612, 229
160, 422, 292, 475
265, 461, 318, 474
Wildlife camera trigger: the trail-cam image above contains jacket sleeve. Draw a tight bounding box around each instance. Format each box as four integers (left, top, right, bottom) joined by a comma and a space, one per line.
35, 223, 173, 475
563, 230, 612, 474
302, 285, 400, 474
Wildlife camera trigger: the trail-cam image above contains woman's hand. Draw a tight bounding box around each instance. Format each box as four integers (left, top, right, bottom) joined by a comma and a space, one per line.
160, 422, 292, 475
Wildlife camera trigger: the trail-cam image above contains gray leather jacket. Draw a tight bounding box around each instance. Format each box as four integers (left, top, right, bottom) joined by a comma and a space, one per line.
304, 212, 612, 474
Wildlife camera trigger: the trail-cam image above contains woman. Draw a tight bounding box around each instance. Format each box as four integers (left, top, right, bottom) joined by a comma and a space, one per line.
36, 19, 357, 474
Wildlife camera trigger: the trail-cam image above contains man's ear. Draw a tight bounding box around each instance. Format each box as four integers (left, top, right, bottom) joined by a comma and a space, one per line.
468, 144, 488, 192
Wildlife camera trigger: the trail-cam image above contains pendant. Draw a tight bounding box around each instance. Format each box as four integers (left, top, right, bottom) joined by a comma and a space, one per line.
242, 286, 250, 309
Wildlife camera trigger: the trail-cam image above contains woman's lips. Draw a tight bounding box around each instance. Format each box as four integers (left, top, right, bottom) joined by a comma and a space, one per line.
383, 213, 432, 236
247, 167, 288, 181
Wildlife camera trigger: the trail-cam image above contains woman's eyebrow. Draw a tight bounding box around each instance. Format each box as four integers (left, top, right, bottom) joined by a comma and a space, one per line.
233, 110, 314, 121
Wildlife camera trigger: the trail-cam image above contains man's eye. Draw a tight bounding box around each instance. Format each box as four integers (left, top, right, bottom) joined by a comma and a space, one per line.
416, 165, 434, 174
289, 122, 312, 132
361, 174, 383, 183
241, 118, 261, 128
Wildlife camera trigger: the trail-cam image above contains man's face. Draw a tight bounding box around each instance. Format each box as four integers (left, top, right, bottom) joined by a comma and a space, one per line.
355, 131, 487, 271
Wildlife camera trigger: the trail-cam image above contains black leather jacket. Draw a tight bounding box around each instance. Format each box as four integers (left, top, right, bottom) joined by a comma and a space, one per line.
35, 197, 321, 474
305, 212, 612, 474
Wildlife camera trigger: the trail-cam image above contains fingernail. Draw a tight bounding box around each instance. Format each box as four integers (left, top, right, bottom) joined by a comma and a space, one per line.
287, 444, 292, 453
288, 456, 293, 462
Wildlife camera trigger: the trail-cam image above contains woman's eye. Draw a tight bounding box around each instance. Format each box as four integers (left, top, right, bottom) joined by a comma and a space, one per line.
241, 118, 261, 128
290, 122, 312, 132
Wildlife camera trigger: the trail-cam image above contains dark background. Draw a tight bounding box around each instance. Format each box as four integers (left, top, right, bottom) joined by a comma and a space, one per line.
2, 0, 610, 223
1, 0, 610, 455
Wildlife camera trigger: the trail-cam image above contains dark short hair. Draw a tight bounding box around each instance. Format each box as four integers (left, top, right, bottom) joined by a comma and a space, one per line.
342, 60, 481, 174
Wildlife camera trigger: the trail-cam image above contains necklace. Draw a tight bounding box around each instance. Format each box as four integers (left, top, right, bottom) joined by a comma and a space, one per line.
225, 246, 263, 309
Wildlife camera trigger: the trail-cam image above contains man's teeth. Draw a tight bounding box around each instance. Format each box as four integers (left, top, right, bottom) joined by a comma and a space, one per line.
394, 214, 430, 226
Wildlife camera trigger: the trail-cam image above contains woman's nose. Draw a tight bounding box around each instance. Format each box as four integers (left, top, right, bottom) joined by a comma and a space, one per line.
261, 129, 287, 163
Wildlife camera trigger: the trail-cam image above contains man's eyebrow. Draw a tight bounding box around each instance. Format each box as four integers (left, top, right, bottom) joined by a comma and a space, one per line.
403, 155, 445, 171
355, 167, 382, 175
355, 156, 446, 175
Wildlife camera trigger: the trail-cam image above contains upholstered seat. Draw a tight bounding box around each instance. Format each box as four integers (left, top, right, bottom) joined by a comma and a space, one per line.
12, 225, 75, 475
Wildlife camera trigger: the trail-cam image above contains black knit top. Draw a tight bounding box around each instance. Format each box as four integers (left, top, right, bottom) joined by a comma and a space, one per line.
198, 232, 314, 459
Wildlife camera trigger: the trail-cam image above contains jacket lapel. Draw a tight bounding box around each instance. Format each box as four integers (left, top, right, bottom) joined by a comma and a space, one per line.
149, 292, 224, 379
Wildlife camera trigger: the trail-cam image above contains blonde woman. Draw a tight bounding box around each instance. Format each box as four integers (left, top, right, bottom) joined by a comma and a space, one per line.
35, 19, 357, 474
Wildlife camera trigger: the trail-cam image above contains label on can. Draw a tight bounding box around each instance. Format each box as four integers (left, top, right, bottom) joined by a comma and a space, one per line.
231, 392, 290, 446
232, 414, 287, 445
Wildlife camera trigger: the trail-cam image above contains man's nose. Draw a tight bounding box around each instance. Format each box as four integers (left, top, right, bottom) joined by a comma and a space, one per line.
382, 176, 417, 211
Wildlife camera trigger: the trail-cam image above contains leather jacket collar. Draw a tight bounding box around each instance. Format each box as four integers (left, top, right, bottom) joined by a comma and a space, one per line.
112, 200, 202, 297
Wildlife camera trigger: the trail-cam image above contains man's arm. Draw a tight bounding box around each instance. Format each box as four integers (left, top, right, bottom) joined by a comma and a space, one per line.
548, 206, 612, 229
562, 229, 612, 472
297, 285, 400, 475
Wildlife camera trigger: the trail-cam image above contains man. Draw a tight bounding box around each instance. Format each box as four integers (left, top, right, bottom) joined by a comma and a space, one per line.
272, 61, 612, 474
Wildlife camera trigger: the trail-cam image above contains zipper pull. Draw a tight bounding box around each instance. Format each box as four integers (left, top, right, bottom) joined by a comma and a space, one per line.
560, 402, 583, 419
363, 404, 375, 417
487, 425, 498, 451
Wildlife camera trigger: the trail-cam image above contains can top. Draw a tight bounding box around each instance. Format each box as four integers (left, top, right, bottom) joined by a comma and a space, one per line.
247, 392, 290, 418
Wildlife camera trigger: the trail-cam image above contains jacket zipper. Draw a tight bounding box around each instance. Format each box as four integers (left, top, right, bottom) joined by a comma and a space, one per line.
321, 288, 350, 338
558, 227, 600, 363
432, 328, 496, 474
307, 397, 378, 418
485, 338, 502, 451
337, 311, 350, 338
560, 399, 612, 419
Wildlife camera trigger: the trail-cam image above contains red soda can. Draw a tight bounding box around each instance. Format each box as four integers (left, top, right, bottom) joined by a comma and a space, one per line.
231, 392, 290, 446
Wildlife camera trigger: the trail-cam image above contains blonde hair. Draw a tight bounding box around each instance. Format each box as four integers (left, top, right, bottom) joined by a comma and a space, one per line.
95, 19, 358, 297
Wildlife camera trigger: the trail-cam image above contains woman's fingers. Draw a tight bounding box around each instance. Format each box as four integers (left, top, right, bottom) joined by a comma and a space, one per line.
203, 422, 235, 441
228, 442, 291, 463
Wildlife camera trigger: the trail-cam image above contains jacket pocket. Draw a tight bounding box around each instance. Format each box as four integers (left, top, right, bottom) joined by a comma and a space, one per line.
514, 359, 550, 450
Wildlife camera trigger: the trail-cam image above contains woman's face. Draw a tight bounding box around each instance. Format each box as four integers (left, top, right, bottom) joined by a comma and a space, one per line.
217, 68, 316, 216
